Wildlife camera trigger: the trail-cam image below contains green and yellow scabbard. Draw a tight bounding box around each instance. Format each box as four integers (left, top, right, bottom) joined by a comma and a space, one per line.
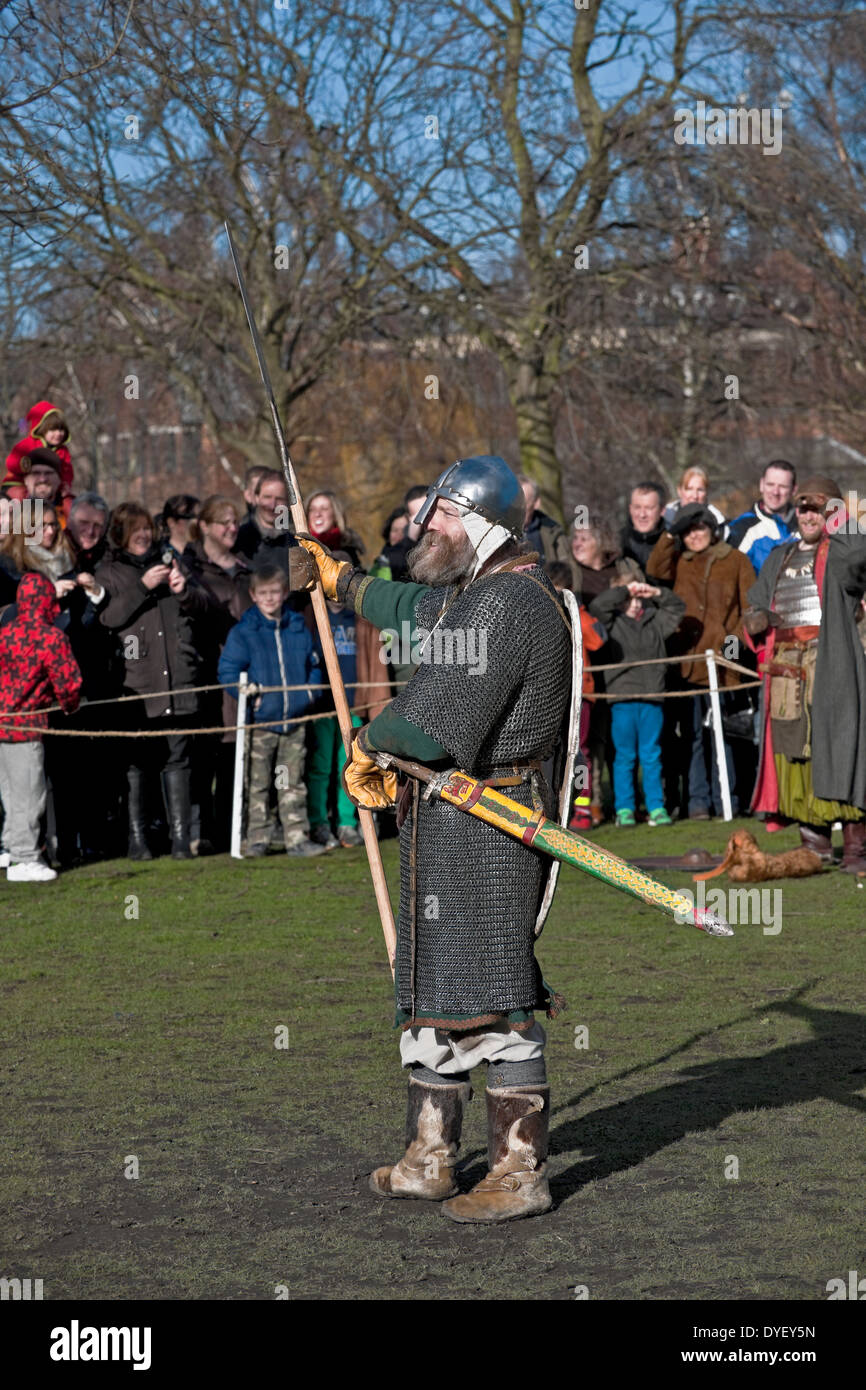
376, 756, 733, 938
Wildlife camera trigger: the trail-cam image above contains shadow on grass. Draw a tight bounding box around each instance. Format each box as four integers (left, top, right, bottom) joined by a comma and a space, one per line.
551, 993, 866, 1201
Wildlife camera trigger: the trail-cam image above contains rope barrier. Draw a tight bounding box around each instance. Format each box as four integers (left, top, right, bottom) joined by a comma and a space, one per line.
0, 702, 379, 738
0, 648, 762, 735
589, 678, 762, 702
586, 650, 758, 678
0, 651, 759, 722
0, 679, 407, 721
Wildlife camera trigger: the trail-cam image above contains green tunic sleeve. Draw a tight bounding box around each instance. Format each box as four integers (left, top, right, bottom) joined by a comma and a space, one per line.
364, 702, 450, 761
354, 574, 429, 630
350, 576, 449, 760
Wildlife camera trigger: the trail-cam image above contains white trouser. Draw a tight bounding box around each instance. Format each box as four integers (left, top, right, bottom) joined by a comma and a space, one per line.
399, 1021, 546, 1075
0, 740, 46, 863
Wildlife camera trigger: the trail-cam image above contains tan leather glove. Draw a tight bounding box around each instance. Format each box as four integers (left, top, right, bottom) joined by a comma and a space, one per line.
296, 535, 350, 601
342, 737, 398, 809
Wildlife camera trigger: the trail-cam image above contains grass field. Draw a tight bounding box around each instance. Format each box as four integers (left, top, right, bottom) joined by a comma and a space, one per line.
1, 817, 864, 1302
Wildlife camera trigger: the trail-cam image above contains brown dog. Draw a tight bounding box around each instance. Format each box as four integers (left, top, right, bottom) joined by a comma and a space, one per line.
692, 829, 824, 883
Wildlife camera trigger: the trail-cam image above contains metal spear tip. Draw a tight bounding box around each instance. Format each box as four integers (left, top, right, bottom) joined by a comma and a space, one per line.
694, 906, 734, 938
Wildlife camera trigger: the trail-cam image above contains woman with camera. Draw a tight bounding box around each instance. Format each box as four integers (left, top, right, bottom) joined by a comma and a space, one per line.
95, 502, 212, 860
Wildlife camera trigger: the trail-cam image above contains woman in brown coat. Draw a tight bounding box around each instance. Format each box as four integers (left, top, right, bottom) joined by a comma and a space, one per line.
648, 503, 756, 818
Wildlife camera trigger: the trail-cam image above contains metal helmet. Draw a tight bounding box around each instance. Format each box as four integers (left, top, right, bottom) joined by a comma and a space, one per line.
413, 455, 524, 538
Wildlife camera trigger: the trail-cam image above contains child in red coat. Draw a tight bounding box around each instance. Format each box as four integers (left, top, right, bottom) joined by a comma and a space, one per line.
0, 572, 82, 880
3, 400, 75, 503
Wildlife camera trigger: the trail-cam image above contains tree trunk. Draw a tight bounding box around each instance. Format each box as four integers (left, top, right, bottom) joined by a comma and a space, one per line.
673, 345, 709, 477
509, 359, 564, 523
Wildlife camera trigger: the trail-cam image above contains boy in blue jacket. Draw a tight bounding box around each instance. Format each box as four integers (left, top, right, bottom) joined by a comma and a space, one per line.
218, 563, 327, 858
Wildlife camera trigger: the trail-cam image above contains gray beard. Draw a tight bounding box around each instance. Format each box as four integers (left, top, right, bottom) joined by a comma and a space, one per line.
408, 529, 476, 585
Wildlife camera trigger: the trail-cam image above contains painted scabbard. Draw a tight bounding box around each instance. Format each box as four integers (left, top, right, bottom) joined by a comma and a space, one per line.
421, 766, 733, 939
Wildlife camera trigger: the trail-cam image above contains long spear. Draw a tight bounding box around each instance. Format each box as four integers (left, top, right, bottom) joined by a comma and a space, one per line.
373, 754, 733, 938
225, 222, 397, 974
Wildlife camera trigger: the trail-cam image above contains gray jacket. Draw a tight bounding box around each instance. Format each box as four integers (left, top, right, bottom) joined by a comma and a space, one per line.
589, 585, 686, 699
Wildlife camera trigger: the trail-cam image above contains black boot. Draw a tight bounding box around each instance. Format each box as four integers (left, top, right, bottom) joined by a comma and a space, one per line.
799, 823, 833, 864
127, 768, 152, 861
164, 768, 192, 860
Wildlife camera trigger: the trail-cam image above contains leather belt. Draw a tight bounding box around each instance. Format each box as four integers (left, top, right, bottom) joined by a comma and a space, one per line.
474, 760, 543, 788
760, 661, 806, 681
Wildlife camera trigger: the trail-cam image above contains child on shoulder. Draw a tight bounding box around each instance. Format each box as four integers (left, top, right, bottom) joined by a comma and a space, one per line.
4, 401, 75, 508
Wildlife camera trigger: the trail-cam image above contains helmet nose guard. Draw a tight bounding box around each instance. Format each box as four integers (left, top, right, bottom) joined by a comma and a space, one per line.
413, 455, 524, 539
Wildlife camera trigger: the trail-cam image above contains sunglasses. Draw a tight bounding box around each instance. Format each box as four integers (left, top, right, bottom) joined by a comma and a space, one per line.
795, 502, 824, 514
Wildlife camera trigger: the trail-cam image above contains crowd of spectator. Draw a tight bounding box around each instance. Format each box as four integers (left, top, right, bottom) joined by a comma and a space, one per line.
520, 459, 801, 831
0, 395, 822, 882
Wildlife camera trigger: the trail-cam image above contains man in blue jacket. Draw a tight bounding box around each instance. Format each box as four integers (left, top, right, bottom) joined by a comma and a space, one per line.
218, 562, 326, 858
728, 460, 798, 573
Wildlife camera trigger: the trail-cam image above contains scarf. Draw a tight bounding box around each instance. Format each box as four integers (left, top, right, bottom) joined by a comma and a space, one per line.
27, 543, 69, 582
314, 525, 344, 551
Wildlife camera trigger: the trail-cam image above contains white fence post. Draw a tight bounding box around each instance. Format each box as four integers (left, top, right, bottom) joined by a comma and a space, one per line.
230, 673, 249, 859
705, 650, 733, 822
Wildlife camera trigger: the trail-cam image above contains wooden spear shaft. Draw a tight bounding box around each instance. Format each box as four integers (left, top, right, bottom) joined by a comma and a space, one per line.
288, 499, 397, 973
224, 223, 397, 975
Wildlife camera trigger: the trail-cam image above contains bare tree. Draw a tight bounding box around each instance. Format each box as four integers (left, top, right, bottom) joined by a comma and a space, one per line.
1, 0, 858, 522
0, 0, 409, 475
227, 0, 816, 519
0, 0, 135, 118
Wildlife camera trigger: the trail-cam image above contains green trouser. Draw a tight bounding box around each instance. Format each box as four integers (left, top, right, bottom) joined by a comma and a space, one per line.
247, 725, 309, 848
307, 714, 362, 829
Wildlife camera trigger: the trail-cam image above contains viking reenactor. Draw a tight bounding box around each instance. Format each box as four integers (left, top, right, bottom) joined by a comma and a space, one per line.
225, 228, 729, 1229
744, 475, 866, 870
299, 456, 572, 1223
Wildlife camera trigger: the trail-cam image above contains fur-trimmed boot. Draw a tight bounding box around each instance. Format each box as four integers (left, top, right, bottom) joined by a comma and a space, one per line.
442, 1084, 552, 1224
839, 820, 866, 873
369, 1071, 472, 1201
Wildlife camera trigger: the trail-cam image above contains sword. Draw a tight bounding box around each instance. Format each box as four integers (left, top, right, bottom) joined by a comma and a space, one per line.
373, 754, 733, 938
224, 222, 398, 974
